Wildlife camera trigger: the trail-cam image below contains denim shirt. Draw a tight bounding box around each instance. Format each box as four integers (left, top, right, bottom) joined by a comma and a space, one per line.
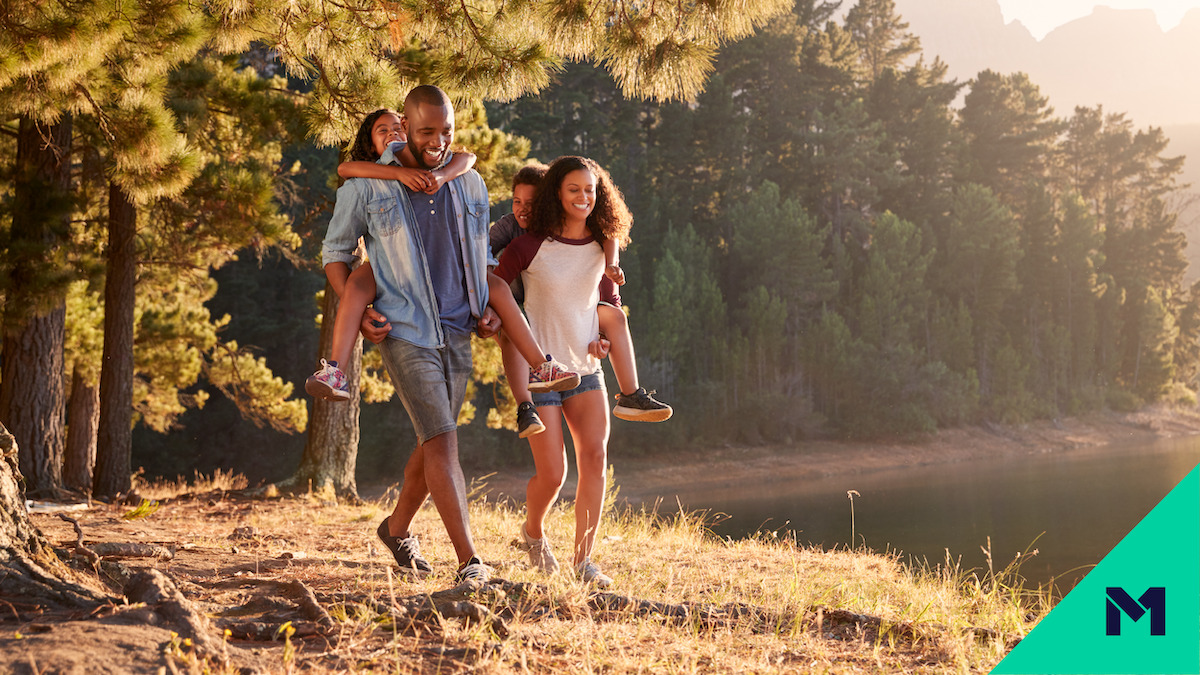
321, 144, 495, 349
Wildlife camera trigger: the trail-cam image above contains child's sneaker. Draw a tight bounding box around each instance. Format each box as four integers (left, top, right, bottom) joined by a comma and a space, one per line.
613, 387, 672, 422
516, 525, 559, 573
574, 557, 612, 588
306, 359, 350, 401
517, 401, 546, 438
528, 355, 581, 393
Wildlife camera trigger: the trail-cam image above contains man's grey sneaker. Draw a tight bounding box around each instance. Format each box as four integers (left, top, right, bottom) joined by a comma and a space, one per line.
376, 519, 432, 576
306, 359, 351, 401
575, 557, 612, 588
517, 525, 560, 573
517, 401, 546, 439
455, 556, 492, 584
529, 355, 581, 393
613, 387, 672, 422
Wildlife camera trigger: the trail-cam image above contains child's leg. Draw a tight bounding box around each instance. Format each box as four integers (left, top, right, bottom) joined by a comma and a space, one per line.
499, 331, 532, 404
600, 304, 673, 422
331, 263, 376, 366
598, 304, 638, 396
488, 273, 580, 393
487, 273, 547, 368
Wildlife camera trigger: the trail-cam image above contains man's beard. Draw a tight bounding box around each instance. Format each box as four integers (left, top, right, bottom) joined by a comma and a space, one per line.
414, 146, 447, 171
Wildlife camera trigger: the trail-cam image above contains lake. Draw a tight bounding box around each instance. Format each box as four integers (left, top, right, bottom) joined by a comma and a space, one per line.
668, 435, 1200, 591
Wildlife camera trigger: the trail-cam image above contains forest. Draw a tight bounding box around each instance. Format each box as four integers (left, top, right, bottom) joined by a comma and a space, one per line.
1, 0, 1193, 499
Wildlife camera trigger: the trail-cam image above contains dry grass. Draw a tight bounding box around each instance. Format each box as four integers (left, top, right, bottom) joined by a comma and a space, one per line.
16, 474, 1043, 674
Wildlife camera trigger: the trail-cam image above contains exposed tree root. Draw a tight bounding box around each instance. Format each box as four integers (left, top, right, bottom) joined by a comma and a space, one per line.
123, 568, 228, 664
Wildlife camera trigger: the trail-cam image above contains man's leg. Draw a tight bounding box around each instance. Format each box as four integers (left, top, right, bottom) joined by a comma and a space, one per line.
378, 333, 479, 567
386, 444, 427, 537
415, 430, 476, 564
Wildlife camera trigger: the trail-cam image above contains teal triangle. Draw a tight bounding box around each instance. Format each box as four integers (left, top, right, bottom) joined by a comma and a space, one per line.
992, 464, 1200, 674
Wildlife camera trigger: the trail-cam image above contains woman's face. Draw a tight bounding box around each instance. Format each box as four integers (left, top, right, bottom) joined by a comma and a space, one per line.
558, 168, 596, 223
370, 113, 405, 158
512, 183, 536, 229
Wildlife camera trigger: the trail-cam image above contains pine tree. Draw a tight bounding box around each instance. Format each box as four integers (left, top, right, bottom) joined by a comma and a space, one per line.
958, 70, 1063, 206
0, 117, 73, 496
844, 0, 921, 82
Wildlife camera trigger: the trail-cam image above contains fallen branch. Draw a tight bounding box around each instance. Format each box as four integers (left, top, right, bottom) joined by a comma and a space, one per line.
55, 515, 99, 567
91, 542, 173, 560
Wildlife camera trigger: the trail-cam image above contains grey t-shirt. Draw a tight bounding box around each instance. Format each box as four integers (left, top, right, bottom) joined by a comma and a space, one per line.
407, 185, 473, 335
490, 212, 525, 303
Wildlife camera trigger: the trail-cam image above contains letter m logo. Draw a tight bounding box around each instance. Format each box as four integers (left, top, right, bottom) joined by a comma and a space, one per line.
1106, 587, 1166, 636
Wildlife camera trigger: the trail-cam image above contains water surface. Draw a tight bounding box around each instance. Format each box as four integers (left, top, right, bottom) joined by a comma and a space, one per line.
668, 436, 1200, 589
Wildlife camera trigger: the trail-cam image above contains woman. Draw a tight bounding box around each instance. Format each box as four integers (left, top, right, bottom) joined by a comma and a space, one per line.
494, 156, 633, 587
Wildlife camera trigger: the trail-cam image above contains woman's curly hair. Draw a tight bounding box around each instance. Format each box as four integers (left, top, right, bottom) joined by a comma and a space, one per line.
347, 108, 400, 162
527, 156, 632, 249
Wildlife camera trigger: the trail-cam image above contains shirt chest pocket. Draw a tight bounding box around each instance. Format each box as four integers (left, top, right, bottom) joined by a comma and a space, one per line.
464, 199, 489, 239
367, 198, 403, 237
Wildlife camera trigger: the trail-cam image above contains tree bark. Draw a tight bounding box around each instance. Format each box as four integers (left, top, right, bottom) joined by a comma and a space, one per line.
94, 183, 137, 500
0, 423, 107, 612
64, 366, 99, 495
286, 278, 363, 500
0, 115, 72, 497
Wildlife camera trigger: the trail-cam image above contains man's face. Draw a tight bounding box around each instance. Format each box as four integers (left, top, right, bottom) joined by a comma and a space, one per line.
512, 184, 536, 229
401, 101, 455, 171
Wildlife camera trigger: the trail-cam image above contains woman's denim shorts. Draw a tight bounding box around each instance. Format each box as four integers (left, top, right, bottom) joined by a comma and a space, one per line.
531, 372, 605, 407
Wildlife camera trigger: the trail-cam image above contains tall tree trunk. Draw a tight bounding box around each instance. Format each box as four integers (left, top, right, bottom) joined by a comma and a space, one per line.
0, 423, 106, 610
64, 366, 99, 495
93, 183, 137, 500
0, 115, 72, 497
286, 279, 362, 500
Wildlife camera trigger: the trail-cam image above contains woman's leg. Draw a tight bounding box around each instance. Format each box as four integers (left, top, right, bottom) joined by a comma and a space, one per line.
331, 263, 376, 366
560, 389, 611, 566
598, 304, 637, 395
524, 406, 568, 539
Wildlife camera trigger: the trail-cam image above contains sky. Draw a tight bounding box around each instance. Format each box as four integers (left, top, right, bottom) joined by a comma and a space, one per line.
996, 0, 1200, 38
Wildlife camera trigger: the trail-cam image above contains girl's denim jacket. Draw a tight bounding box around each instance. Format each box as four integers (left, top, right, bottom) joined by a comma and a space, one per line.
321, 144, 494, 349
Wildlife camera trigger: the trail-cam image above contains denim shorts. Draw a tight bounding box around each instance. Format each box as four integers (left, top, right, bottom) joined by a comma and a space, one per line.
377, 331, 472, 446
531, 372, 606, 407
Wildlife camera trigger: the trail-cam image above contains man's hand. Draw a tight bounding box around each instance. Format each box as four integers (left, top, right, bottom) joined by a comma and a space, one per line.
361, 306, 391, 344
588, 337, 612, 359
476, 306, 501, 338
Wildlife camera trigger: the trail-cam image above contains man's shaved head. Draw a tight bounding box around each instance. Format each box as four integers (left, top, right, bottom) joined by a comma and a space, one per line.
403, 85, 451, 114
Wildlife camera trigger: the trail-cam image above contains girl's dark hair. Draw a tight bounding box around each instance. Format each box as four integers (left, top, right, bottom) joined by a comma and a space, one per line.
527, 156, 632, 248
348, 108, 399, 162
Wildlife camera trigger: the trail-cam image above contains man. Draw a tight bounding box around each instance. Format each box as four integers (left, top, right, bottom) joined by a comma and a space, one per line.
321, 85, 495, 583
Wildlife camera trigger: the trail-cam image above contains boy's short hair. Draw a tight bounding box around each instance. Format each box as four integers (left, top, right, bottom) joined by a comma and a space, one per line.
512, 163, 548, 189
